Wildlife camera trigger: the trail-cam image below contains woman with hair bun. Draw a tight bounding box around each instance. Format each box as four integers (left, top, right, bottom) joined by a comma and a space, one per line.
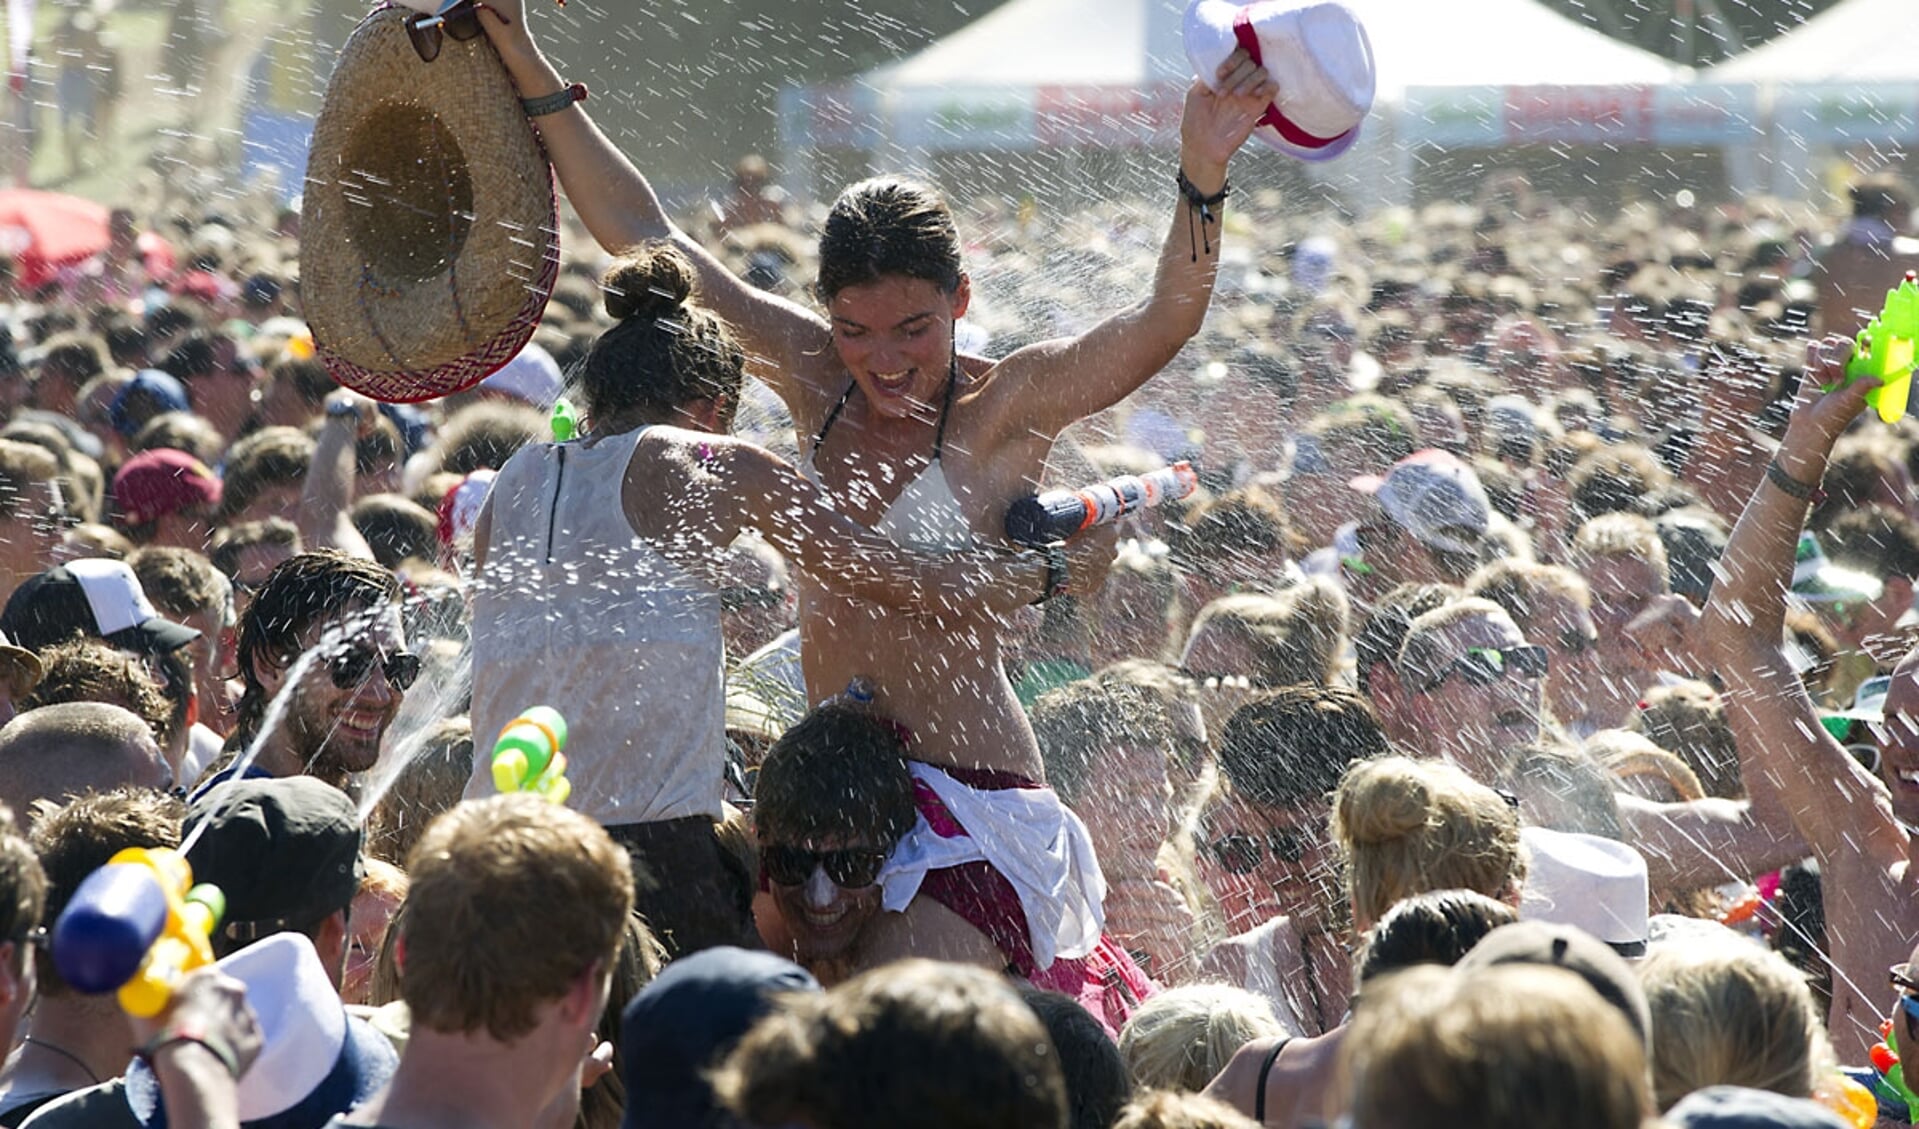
476, 0, 1280, 977
1204, 761, 1526, 1128
467, 244, 1103, 957
1331, 756, 1527, 933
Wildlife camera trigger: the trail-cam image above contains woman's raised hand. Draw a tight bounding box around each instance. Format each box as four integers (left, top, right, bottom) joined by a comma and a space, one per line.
1179, 48, 1282, 191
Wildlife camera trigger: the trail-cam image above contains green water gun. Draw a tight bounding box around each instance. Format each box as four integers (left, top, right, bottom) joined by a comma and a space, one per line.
1836, 270, 1919, 424
491, 706, 572, 805
550, 397, 579, 443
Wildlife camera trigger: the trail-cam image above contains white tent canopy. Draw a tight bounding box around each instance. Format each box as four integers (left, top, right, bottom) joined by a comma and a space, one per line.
1316, 0, 1682, 102
1708, 0, 1919, 83
866, 0, 1682, 100
781, 0, 1686, 154
863, 0, 1148, 90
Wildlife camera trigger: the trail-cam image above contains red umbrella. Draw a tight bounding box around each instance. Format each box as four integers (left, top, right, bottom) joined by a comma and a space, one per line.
0, 189, 110, 288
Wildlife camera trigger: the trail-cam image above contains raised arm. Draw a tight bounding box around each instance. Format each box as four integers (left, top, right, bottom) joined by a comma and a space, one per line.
1617, 793, 1804, 892
628, 433, 1111, 618
1681, 345, 1778, 522
474, 0, 830, 407
296, 391, 375, 561
980, 54, 1280, 441
1700, 338, 1904, 864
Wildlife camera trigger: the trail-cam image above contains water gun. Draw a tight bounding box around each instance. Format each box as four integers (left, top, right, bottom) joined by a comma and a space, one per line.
1835, 270, 1919, 424
492, 706, 572, 804
1820, 1070, 1880, 1129
1869, 1017, 1919, 1124
50, 847, 224, 1018
1004, 462, 1199, 547
550, 397, 578, 443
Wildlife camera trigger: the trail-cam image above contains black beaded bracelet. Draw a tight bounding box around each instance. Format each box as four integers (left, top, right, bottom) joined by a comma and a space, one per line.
1033, 543, 1070, 605
1175, 168, 1230, 261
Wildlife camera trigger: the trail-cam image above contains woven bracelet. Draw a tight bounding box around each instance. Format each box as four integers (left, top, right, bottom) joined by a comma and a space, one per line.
1765, 458, 1824, 505
522, 82, 587, 118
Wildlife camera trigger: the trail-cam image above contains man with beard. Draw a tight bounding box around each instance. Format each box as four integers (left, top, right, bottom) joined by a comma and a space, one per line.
223, 552, 413, 789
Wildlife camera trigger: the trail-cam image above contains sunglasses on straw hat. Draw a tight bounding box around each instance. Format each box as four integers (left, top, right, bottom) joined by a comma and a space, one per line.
404, 0, 486, 63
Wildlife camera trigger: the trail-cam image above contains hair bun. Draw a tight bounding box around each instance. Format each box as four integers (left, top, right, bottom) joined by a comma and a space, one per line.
602, 244, 696, 321
1336, 759, 1432, 846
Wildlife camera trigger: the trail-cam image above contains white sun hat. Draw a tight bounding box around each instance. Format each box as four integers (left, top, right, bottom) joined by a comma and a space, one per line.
1183, 0, 1375, 162
1520, 826, 1651, 959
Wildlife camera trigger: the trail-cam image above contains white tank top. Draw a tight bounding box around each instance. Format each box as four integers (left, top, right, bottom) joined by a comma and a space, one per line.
466, 427, 724, 825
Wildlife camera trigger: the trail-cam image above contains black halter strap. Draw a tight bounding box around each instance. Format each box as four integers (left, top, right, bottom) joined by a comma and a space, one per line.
811, 359, 959, 463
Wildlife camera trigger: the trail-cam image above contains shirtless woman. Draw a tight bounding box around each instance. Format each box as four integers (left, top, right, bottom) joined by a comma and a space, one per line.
475, 0, 1279, 973
468, 246, 1104, 955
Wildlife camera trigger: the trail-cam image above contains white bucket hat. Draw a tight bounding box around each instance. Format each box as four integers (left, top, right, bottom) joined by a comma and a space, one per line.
1520, 826, 1651, 958
1183, 0, 1375, 162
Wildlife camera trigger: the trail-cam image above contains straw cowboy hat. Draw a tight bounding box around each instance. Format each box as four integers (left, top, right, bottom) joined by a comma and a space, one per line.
302, 3, 559, 403
1183, 0, 1375, 162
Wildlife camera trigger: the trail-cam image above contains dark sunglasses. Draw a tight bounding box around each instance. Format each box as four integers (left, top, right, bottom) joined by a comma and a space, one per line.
405, 1, 485, 64
329, 646, 421, 692
1205, 830, 1312, 875
1417, 644, 1548, 695
762, 845, 887, 889
1892, 964, 1919, 1039
719, 585, 785, 613
1556, 628, 1598, 657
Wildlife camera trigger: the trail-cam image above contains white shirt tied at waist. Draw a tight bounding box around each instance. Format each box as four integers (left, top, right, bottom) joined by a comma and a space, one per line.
878, 761, 1107, 971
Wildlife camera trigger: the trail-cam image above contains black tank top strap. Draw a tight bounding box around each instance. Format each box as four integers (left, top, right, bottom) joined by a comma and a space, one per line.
1253, 1036, 1294, 1125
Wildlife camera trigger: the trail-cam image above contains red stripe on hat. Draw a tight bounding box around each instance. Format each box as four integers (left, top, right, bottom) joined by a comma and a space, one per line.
1231, 6, 1354, 151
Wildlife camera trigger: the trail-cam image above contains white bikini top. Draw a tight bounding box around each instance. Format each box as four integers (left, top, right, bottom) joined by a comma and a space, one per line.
801, 374, 975, 554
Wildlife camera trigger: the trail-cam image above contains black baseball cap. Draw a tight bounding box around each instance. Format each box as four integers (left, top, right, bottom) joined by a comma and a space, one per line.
1, 558, 199, 656
1453, 920, 1652, 1050
185, 777, 364, 940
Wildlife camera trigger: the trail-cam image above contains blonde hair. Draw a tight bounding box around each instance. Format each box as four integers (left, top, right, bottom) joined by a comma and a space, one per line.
1466, 559, 1591, 632
1637, 937, 1833, 1111
358, 856, 408, 902
1574, 512, 1670, 590
1118, 984, 1287, 1094
1345, 964, 1652, 1129
1185, 579, 1350, 688
366, 716, 474, 866
1331, 756, 1524, 929
1110, 1090, 1261, 1129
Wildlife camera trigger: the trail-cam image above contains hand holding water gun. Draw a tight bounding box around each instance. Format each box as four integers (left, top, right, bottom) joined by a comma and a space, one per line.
52, 847, 225, 1018
1004, 462, 1199, 547
492, 706, 571, 804
1830, 270, 1919, 424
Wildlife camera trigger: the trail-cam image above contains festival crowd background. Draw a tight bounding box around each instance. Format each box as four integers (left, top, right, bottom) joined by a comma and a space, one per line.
0, 20, 1910, 1124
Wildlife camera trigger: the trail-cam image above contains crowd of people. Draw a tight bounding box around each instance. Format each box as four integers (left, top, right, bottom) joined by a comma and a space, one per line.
0, 0, 1906, 1125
